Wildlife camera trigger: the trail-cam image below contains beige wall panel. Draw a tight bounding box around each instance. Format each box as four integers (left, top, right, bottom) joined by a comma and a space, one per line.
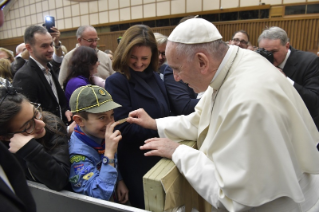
64, 6, 72, 18
221, 0, 239, 9
65, 18, 72, 29
203, 0, 220, 10
42, 1, 49, 11
120, 0, 130, 8
81, 15, 90, 26
36, 0, 41, 3
43, 11, 49, 20
90, 13, 99, 25
262, 0, 282, 5
55, 0, 63, 8
99, 0, 109, 11
63, 0, 71, 6
49, 9, 56, 18
131, 0, 143, 5
31, 14, 37, 25
89, 1, 99, 13
19, 7, 25, 17
80, 2, 89, 15
72, 4, 80, 16
171, 0, 186, 14
240, 0, 259, 7
283, 0, 305, 3
109, 0, 119, 9
25, 5, 30, 16
308, 0, 319, 1
186, 0, 202, 12
109, 10, 120, 22
20, 17, 26, 27
144, 0, 156, 3
56, 8, 64, 19
12, 28, 17, 37
19, 0, 24, 7
11, 19, 16, 28
7, 30, 12, 38
157, 1, 170, 16
49, 0, 55, 9
14, 9, 20, 19
30, 0, 35, 4
120, 8, 131, 20
15, 18, 21, 28
25, 16, 31, 27
144, 3, 156, 17
131, 5, 143, 19
36, 2, 42, 13
99, 11, 109, 23
72, 16, 81, 28
30, 4, 36, 15
37, 13, 43, 24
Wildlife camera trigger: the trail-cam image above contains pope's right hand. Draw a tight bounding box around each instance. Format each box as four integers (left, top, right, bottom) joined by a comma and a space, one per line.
127, 108, 157, 130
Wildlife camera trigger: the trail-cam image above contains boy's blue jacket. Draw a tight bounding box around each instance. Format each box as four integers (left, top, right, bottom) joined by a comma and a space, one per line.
69, 132, 120, 201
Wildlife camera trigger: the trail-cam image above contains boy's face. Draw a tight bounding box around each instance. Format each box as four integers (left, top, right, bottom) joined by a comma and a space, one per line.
81, 110, 114, 139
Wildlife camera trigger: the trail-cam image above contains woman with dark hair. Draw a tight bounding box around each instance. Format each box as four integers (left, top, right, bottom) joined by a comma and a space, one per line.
105, 25, 170, 209
0, 78, 70, 191
63, 46, 99, 104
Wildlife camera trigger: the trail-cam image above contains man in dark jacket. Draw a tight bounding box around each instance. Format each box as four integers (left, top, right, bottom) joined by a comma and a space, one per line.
13, 25, 71, 123
259, 26, 319, 130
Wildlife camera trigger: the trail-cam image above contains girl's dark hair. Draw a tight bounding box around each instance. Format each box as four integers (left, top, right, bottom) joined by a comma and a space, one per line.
63, 46, 98, 88
0, 87, 66, 151
0, 87, 27, 135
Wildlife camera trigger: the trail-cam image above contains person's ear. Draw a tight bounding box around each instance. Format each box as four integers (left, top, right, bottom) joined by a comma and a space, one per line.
77, 37, 82, 44
73, 115, 85, 127
25, 43, 32, 53
196, 53, 209, 74
285, 42, 290, 50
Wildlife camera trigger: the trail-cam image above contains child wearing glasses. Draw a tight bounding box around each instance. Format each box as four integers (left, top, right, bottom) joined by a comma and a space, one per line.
0, 78, 70, 191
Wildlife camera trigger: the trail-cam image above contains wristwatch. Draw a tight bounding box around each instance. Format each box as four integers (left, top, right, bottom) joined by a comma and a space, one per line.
102, 156, 115, 165
54, 41, 62, 50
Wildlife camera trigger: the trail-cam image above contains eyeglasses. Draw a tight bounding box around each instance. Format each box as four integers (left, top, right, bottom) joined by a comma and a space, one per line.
8, 103, 43, 135
81, 37, 100, 43
158, 51, 165, 57
231, 38, 248, 45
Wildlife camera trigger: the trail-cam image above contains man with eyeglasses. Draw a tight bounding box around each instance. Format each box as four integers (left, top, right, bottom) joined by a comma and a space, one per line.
58, 25, 114, 86
229, 30, 249, 49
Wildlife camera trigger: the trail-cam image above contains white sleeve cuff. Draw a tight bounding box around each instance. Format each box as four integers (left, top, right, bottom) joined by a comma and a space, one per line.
53, 52, 63, 63
287, 77, 294, 85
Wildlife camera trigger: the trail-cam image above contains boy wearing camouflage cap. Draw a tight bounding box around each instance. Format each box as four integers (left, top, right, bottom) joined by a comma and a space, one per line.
68, 85, 128, 203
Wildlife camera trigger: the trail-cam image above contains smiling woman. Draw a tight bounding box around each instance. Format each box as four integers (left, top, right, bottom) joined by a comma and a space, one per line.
105, 24, 171, 209
0, 78, 70, 191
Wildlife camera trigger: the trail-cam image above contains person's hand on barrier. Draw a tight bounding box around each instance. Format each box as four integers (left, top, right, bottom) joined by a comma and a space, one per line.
127, 108, 157, 130
140, 137, 180, 159
117, 180, 129, 204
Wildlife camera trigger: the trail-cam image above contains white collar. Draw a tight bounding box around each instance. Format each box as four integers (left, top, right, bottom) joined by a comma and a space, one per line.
278, 48, 291, 69
210, 45, 235, 83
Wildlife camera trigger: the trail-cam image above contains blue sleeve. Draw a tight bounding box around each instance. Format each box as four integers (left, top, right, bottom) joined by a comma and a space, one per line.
69, 155, 117, 201
163, 65, 199, 115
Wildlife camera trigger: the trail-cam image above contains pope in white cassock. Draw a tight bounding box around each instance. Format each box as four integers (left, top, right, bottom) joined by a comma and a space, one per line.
127, 18, 319, 212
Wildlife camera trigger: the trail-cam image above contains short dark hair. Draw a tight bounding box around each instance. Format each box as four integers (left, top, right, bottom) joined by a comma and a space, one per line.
232, 30, 249, 42
24, 25, 48, 46
73, 111, 88, 120
63, 46, 98, 88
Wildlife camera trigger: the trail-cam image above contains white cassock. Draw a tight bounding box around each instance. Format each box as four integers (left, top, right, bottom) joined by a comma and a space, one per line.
156, 46, 319, 212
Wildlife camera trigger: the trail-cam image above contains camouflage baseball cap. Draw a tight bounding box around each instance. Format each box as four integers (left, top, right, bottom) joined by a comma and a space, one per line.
70, 85, 121, 113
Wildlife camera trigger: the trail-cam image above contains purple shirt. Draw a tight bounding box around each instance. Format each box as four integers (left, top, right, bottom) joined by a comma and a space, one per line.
65, 76, 90, 106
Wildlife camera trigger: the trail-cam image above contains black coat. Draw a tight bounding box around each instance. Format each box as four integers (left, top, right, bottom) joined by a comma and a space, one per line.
283, 47, 319, 129
12, 58, 68, 123
0, 142, 36, 212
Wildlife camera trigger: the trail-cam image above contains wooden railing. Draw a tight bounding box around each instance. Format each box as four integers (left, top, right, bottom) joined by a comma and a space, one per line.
1, 16, 318, 54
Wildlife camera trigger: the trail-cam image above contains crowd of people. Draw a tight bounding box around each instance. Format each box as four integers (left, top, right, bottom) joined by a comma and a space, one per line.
1, 11, 319, 212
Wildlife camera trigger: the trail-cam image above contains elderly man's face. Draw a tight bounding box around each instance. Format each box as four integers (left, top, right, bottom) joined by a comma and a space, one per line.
258, 39, 289, 67
79, 28, 99, 49
166, 43, 206, 93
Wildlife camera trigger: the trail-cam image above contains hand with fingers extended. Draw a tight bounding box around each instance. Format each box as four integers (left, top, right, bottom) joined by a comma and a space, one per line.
127, 108, 157, 130
9, 133, 35, 153
140, 137, 180, 159
104, 121, 122, 164
117, 180, 129, 204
